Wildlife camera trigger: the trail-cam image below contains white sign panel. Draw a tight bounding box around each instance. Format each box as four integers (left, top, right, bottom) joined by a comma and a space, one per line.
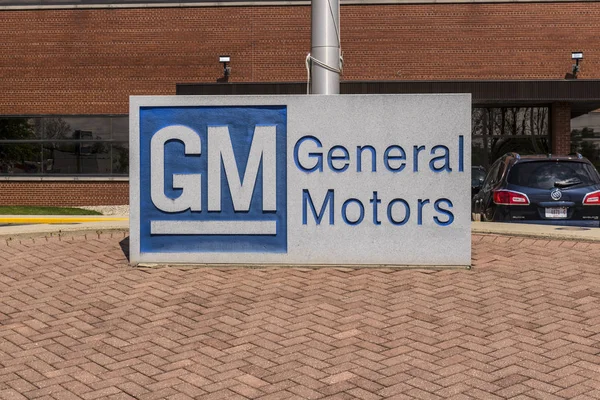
130, 94, 471, 266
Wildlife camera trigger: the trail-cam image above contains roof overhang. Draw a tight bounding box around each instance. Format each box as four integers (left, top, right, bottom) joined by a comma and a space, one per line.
176, 80, 600, 117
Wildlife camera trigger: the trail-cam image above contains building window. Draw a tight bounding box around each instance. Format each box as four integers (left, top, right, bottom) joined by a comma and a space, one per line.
472, 107, 550, 170
571, 111, 600, 171
0, 116, 128, 176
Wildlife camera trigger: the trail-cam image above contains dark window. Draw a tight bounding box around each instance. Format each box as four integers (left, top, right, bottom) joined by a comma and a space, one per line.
472, 107, 550, 170
571, 123, 600, 172
0, 116, 128, 176
0, 143, 43, 174
507, 161, 600, 190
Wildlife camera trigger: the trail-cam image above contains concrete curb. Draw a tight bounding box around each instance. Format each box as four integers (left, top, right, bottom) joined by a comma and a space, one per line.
0, 221, 129, 239
0, 216, 128, 224
471, 221, 600, 242
1, 217, 600, 242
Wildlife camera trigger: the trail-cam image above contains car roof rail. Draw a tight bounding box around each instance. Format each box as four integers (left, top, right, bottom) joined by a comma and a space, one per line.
505, 152, 520, 160
567, 152, 584, 159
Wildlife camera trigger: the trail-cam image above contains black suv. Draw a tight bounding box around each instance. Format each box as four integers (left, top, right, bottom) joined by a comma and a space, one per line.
472, 153, 600, 226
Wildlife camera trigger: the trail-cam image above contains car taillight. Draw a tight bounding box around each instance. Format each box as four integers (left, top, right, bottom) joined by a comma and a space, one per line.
493, 190, 530, 205
583, 190, 600, 205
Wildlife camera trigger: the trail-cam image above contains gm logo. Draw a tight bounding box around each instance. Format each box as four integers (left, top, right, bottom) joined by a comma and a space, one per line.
139, 106, 287, 253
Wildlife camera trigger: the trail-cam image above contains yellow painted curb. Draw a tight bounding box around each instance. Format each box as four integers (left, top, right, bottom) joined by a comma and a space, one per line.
0, 217, 129, 224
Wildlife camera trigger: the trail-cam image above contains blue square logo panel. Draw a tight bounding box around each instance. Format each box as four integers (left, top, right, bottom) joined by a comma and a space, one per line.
139, 106, 287, 253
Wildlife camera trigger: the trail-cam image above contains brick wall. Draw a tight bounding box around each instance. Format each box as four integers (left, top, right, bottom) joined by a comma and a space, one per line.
552, 102, 572, 155
0, 181, 128, 206
0, 3, 599, 115
1, 2, 597, 205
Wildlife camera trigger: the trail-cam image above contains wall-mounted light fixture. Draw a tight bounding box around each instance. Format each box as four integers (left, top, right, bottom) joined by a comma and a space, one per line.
219, 55, 231, 81
571, 51, 583, 78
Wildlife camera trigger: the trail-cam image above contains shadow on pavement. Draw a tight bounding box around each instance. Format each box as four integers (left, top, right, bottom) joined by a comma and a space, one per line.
119, 236, 130, 262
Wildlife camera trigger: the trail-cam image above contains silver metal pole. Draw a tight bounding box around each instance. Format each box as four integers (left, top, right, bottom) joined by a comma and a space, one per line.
311, 0, 340, 95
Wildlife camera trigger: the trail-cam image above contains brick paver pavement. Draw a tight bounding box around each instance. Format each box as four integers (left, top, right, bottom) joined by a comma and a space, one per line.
1, 233, 600, 399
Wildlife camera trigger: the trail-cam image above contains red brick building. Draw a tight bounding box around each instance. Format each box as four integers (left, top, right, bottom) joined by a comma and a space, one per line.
1, 0, 599, 205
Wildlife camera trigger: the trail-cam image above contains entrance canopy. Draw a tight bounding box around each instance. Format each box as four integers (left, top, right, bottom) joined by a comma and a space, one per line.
177, 80, 600, 117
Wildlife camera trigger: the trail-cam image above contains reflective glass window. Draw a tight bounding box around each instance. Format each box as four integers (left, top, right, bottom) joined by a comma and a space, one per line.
0, 143, 43, 174
44, 117, 112, 141
571, 112, 600, 171
0, 118, 43, 139
43, 142, 112, 175
112, 143, 129, 175
112, 117, 129, 142
0, 116, 128, 175
472, 107, 550, 170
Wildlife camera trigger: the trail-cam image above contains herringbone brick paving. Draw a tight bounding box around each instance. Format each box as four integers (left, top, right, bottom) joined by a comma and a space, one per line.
1, 233, 599, 399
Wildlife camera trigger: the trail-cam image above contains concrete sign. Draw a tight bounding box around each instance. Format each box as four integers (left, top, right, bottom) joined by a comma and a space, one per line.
130, 94, 471, 266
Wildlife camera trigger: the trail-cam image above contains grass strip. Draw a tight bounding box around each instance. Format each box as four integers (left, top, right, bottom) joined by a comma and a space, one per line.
0, 206, 101, 215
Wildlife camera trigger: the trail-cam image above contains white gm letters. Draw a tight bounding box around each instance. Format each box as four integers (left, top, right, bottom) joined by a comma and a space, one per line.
150, 125, 202, 212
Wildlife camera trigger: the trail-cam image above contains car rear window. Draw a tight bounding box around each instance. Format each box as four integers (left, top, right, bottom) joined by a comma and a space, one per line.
507, 161, 600, 189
